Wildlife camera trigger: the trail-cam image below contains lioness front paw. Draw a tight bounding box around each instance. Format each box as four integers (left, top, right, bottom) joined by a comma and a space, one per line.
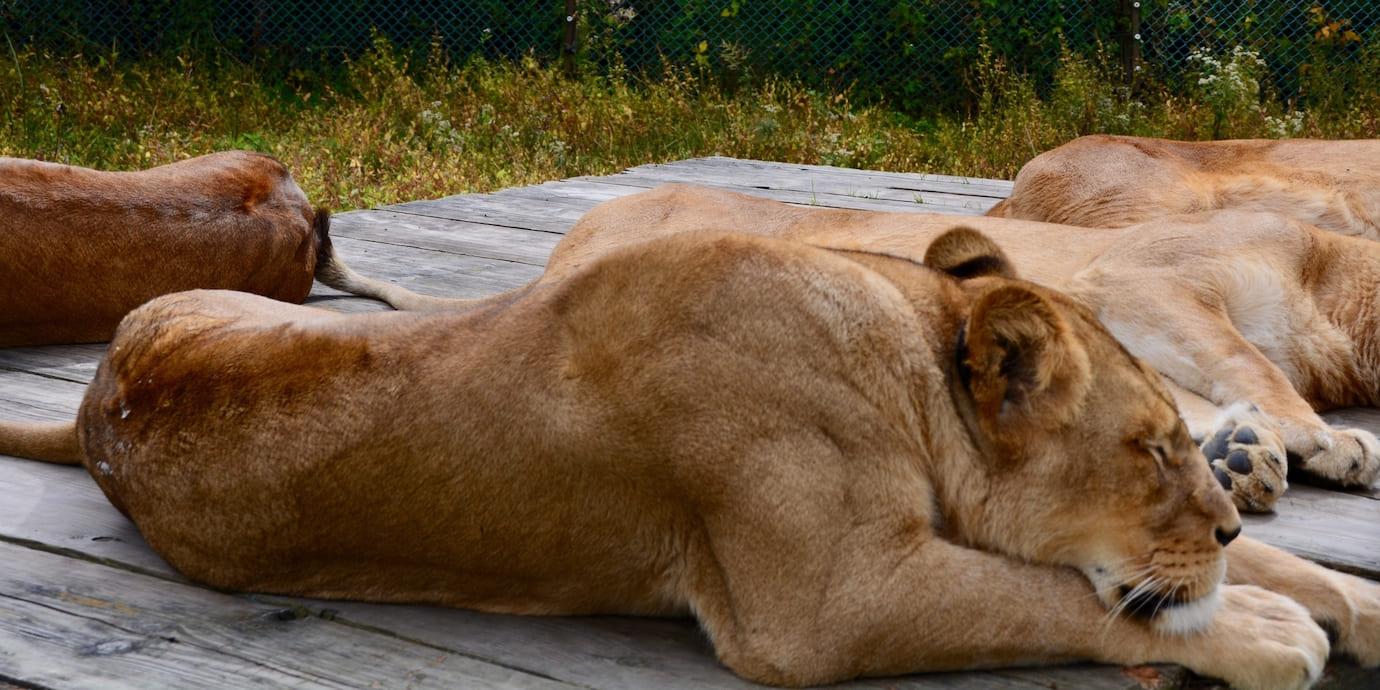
1181, 585, 1327, 690
1331, 570, 1380, 667
1202, 404, 1288, 512
1289, 426, 1380, 489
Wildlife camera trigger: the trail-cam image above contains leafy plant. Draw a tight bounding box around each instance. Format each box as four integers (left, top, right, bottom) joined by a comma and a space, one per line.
1, 32, 1376, 211
1189, 45, 1269, 138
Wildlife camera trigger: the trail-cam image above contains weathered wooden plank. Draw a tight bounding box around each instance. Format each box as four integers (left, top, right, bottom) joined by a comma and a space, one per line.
505, 176, 990, 219
384, 187, 598, 232
266, 600, 755, 690
1241, 484, 1380, 578
0, 541, 574, 690
326, 235, 543, 300
330, 209, 562, 265
0, 370, 83, 422
651, 157, 1016, 196
0, 459, 175, 578
0, 344, 105, 384
590, 169, 995, 214
482, 179, 646, 213
597, 159, 1008, 210
1323, 406, 1380, 435
1005, 661, 1375, 689
608, 157, 1016, 200
385, 160, 1002, 235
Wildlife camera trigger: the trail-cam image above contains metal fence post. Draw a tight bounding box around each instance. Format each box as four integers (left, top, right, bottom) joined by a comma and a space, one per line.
563, 0, 578, 77
1119, 0, 1142, 85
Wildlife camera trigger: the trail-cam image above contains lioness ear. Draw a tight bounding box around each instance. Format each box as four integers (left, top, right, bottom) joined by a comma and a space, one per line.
961, 285, 1091, 433
924, 226, 1017, 280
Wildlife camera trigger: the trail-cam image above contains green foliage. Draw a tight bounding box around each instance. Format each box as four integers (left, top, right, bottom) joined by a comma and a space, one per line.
3, 0, 565, 82
580, 0, 1123, 114
9, 0, 1378, 122
1140, 0, 1378, 99
1189, 45, 1269, 138
0, 36, 1376, 212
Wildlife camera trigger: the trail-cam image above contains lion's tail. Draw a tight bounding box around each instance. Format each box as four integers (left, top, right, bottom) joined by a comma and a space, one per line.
0, 419, 82, 465
310, 208, 483, 312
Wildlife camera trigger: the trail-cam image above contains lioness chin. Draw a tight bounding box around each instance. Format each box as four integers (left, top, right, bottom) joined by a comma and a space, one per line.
0, 228, 1346, 689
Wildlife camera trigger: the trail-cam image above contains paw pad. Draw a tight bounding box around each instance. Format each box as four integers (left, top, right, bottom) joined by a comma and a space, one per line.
1226, 449, 1253, 474
1213, 468, 1232, 490
1200, 412, 1287, 513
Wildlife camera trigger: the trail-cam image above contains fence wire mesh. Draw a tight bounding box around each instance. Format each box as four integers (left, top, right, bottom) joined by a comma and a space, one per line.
4, 1, 1376, 112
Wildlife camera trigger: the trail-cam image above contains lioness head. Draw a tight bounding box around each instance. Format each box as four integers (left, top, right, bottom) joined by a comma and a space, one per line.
929, 227, 1242, 634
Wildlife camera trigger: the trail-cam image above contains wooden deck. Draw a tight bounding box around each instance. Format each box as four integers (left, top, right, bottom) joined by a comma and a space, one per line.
2, 157, 1377, 689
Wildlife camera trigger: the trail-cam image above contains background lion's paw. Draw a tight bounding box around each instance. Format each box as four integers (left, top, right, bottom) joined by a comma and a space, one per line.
1292, 426, 1380, 489
1202, 404, 1287, 512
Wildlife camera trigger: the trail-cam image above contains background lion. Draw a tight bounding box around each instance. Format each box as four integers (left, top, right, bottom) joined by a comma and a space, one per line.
986, 135, 1380, 238
327, 184, 1380, 514
0, 151, 385, 346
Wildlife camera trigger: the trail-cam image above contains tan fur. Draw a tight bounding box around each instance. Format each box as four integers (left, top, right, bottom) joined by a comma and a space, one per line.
446, 185, 1379, 514
0, 151, 386, 346
0, 227, 1344, 688
988, 135, 1380, 238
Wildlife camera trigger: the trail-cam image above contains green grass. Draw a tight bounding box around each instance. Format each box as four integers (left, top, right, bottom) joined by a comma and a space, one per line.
4, 37, 1379, 211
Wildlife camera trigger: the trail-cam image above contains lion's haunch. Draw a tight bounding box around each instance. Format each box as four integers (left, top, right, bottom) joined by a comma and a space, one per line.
0, 151, 320, 346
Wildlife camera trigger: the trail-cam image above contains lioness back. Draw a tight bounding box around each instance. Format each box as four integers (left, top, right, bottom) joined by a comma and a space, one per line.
78, 231, 955, 616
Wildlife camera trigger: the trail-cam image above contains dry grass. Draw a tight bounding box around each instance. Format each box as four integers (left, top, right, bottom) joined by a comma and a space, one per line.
3, 37, 1378, 210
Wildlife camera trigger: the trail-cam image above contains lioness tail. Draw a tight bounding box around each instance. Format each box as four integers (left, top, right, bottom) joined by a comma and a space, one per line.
310, 208, 476, 312
0, 419, 81, 465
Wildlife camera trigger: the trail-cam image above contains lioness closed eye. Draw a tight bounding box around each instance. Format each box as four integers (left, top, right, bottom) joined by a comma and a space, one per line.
4, 227, 1373, 689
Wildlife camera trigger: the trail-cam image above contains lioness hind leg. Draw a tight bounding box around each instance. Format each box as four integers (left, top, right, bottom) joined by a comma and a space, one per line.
1201, 402, 1289, 512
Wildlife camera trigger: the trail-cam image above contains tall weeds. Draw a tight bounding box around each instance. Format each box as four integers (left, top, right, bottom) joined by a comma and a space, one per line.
0, 37, 1373, 210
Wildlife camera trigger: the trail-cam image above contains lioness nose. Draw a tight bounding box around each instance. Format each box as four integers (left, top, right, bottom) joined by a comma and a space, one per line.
1214, 524, 1240, 547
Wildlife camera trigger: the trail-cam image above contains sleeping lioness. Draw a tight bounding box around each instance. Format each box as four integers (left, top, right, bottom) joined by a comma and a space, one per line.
328, 184, 1380, 513
1, 227, 1372, 688
0, 151, 376, 346
986, 135, 1380, 237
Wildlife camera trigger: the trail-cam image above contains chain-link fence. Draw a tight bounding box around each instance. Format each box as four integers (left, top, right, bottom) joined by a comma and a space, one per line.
4, 1, 1376, 112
